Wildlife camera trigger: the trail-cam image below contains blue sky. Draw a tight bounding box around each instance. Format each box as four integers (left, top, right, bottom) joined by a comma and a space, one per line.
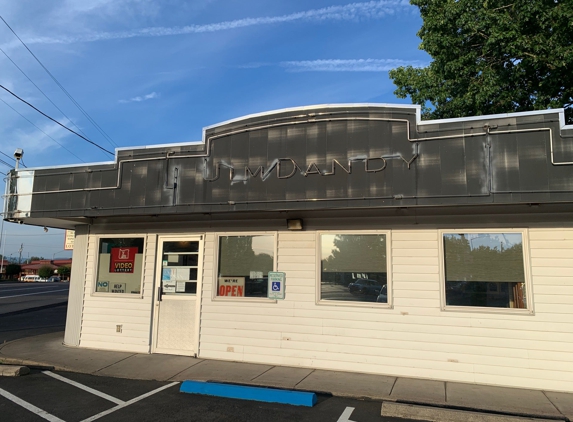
0, 0, 428, 260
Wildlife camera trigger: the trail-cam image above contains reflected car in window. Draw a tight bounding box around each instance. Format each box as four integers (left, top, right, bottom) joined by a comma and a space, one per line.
376, 285, 388, 303
348, 279, 382, 296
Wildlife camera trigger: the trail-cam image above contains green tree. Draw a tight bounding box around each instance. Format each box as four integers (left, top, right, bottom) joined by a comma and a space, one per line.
389, 0, 573, 123
58, 265, 71, 279
6, 264, 21, 279
38, 265, 54, 279
322, 235, 387, 284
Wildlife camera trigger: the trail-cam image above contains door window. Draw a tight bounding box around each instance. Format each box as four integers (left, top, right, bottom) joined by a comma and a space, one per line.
161, 241, 200, 294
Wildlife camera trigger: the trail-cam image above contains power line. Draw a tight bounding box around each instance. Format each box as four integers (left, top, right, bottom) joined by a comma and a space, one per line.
0, 14, 118, 149
0, 96, 86, 162
0, 151, 15, 162
0, 158, 13, 168
0, 45, 95, 145
0, 84, 113, 156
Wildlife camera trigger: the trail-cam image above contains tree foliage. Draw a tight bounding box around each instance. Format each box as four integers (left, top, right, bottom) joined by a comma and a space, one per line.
389, 0, 573, 123
5, 264, 21, 277
38, 265, 55, 279
58, 265, 71, 278
443, 235, 524, 282
322, 234, 386, 273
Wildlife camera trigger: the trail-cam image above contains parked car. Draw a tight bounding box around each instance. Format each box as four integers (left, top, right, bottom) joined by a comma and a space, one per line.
20, 275, 42, 282
348, 279, 383, 297
47, 276, 61, 282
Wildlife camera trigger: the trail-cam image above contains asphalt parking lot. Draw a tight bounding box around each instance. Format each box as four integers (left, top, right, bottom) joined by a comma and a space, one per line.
0, 370, 417, 422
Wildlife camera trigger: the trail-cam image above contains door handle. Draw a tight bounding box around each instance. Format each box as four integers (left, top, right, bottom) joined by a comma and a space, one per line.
157, 285, 163, 302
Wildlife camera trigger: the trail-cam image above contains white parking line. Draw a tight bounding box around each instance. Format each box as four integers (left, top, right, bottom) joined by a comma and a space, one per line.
0, 387, 65, 422
80, 382, 180, 422
43, 371, 125, 405
0, 289, 69, 299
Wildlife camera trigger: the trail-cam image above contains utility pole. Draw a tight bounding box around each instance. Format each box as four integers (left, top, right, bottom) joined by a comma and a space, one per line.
18, 243, 23, 264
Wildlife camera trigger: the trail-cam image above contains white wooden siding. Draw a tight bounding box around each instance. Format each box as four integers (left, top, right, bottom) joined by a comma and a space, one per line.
198, 228, 573, 393
79, 233, 156, 353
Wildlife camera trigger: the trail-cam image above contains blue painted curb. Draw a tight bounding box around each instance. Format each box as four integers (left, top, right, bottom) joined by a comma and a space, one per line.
180, 380, 317, 407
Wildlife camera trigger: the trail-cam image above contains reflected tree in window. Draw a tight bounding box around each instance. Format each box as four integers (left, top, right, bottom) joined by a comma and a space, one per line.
321, 234, 387, 303
218, 235, 274, 298
444, 233, 526, 308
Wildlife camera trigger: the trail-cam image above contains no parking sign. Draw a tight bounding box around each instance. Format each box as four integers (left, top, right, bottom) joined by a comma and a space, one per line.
267, 272, 286, 300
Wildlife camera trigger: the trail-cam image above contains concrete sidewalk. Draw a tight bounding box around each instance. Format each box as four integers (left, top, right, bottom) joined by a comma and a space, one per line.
1, 332, 572, 421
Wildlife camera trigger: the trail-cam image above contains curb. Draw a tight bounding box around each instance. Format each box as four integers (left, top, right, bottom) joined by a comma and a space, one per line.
0, 356, 61, 372
0, 301, 68, 317
0, 365, 30, 377
382, 402, 567, 422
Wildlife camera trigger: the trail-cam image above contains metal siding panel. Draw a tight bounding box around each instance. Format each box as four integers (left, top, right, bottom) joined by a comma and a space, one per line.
416, 141, 441, 198
517, 132, 549, 192
491, 133, 520, 193
439, 138, 467, 196
464, 137, 488, 195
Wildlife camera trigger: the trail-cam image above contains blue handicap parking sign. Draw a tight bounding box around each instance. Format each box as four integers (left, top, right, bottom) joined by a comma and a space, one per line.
267, 272, 286, 299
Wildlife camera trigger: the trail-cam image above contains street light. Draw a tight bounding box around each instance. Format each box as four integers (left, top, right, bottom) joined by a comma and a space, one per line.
53, 250, 67, 261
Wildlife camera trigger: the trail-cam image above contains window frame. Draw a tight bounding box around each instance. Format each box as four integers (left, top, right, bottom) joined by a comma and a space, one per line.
212, 232, 278, 303
316, 230, 392, 309
438, 228, 534, 314
91, 234, 147, 299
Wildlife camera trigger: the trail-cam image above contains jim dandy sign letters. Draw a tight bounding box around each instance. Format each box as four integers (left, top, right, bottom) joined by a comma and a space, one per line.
203, 153, 418, 182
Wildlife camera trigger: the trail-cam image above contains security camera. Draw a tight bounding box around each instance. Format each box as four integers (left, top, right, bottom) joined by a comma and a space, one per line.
13, 148, 24, 160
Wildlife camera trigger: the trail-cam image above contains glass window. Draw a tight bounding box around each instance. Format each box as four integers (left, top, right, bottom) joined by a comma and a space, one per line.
161, 240, 200, 295
320, 234, 388, 304
443, 233, 527, 309
217, 235, 274, 298
96, 237, 145, 295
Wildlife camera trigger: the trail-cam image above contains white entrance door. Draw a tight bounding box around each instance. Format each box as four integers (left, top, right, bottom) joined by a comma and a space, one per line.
152, 236, 203, 356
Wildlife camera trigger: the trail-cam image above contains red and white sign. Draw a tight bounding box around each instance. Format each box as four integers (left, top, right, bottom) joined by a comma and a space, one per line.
218, 277, 245, 297
110, 247, 138, 273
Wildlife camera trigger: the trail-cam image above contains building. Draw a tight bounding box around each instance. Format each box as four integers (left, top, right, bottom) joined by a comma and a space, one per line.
4, 104, 573, 392
19, 258, 72, 280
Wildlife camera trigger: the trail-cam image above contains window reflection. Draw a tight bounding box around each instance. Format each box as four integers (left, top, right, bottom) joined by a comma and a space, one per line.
443, 233, 527, 308
217, 235, 274, 298
320, 234, 388, 303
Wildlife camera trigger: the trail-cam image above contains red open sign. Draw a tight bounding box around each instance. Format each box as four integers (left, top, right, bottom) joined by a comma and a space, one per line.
218, 277, 245, 297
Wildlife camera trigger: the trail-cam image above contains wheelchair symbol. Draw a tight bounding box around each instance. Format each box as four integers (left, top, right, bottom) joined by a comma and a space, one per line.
271, 281, 281, 291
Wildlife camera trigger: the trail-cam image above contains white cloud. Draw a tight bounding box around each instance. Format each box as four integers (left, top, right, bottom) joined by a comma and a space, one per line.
119, 91, 159, 103
235, 62, 272, 69
11, 119, 72, 153
281, 58, 427, 72
26, 1, 413, 44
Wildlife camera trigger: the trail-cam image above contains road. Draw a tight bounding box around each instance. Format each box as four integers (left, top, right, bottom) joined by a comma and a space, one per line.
0, 305, 67, 343
0, 282, 69, 344
0, 282, 69, 315
0, 370, 419, 422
